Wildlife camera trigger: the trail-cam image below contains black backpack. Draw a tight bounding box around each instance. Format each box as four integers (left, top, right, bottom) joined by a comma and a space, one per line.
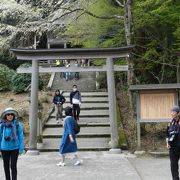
74, 121, 80, 134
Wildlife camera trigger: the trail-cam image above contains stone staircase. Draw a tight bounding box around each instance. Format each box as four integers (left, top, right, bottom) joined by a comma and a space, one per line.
38, 91, 111, 151
51, 60, 96, 91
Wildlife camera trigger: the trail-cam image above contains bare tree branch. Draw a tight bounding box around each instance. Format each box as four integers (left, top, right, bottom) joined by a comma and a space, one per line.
53, 0, 70, 10
83, 8, 124, 19
50, 7, 124, 23
115, 0, 124, 7
150, 72, 161, 84
160, 58, 165, 83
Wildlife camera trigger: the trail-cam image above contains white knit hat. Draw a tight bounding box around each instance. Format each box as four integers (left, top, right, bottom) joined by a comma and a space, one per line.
1, 107, 18, 119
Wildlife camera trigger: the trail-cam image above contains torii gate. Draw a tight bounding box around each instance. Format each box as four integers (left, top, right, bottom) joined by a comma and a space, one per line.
11, 46, 134, 155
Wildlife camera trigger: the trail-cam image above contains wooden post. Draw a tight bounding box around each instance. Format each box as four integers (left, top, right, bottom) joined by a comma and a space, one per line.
136, 91, 141, 150
177, 57, 180, 83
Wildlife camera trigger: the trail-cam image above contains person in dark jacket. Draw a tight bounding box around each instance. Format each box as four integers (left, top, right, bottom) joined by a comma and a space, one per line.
0, 107, 24, 180
53, 90, 66, 123
70, 85, 81, 122
57, 106, 82, 166
166, 105, 180, 180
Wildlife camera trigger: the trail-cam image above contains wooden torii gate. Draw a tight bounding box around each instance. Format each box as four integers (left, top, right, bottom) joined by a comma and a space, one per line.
11, 46, 134, 155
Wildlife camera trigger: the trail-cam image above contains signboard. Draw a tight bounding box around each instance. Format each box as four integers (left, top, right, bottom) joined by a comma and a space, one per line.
139, 90, 177, 122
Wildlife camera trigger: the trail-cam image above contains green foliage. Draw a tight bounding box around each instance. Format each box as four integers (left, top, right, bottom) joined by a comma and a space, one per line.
92, 59, 106, 66
96, 72, 107, 89
11, 73, 31, 93
11, 63, 44, 93
173, 27, 180, 50
0, 64, 15, 91
0, 49, 27, 70
133, 0, 179, 83
0, 0, 179, 86
65, 0, 125, 48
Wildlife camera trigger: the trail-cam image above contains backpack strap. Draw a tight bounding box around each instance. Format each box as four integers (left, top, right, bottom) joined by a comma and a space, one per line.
0, 120, 4, 138
15, 120, 20, 134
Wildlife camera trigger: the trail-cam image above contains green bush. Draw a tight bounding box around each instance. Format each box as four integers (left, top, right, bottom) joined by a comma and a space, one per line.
11, 63, 44, 93
96, 72, 107, 89
11, 73, 31, 93
0, 64, 15, 91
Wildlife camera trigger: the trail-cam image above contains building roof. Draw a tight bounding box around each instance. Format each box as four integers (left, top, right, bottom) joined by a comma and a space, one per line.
47, 38, 69, 45
129, 83, 180, 91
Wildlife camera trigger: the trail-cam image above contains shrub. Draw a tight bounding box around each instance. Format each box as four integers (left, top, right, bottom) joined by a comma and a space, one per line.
0, 64, 15, 91
96, 72, 107, 89
11, 73, 31, 93
11, 63, 44, 93
39, 97, 49, 103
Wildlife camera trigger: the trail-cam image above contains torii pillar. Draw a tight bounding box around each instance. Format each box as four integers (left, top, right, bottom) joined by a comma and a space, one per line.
106, 57, 121, 153
26, 59, 39, 155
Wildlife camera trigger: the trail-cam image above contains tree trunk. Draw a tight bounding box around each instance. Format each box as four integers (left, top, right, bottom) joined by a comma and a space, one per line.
177, 57, 180, 83
124, 0, 135, 86
124, 0, 132, 45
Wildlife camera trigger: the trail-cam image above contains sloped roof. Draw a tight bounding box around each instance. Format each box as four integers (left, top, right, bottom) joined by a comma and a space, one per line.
11, 45, 134, 60
129, 83, 180, 91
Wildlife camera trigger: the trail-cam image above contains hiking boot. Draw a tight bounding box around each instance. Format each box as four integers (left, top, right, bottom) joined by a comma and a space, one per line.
56, 162, 65, 167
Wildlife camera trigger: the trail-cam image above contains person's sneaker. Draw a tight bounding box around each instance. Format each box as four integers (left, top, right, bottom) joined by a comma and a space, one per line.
56, 162, 65, 166
56, 120, 60, 124
74, 160, 83, 166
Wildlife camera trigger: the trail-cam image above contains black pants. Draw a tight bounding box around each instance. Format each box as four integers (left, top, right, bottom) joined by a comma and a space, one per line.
169, 147, 180, 180
75, 72, 79, 79
72, 104, 80, 121
1, 149, 19, 180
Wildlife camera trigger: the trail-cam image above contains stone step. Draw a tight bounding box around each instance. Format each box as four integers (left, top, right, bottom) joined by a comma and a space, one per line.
52, 72, 96, 91
38, 137, 110, 151
44, 122, 110, 128
43, 126, 110, 136
51, 109, 109, 117
42, 84, 111, 151
46, 117, 110, 125
62, 102, 109, 110
62, 97, 109, 103
43, 134, 110, 138
62, 91, 108, 97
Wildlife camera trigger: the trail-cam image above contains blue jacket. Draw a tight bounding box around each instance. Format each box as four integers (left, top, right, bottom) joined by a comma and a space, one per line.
0, 119, 24, 154
53, 95, 66, 105
60, 116, 77, 154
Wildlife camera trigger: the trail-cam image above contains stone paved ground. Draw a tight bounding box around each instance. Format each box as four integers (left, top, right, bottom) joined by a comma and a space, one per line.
0, 151, 172, 180
128, 156, 171, 180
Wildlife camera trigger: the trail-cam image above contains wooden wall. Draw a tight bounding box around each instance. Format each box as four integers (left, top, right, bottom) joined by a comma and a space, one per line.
140, 90, 176, 121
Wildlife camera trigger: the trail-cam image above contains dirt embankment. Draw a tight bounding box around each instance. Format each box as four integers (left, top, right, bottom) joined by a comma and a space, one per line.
0, 91, 53, 146
116, 90, 167, 152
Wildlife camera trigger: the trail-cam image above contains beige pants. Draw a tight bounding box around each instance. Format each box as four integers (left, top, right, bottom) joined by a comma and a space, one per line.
55, 104, 63, 120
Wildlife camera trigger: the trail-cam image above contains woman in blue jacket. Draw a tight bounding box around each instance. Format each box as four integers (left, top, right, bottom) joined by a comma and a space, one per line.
57, 106, 82, 166
0, 107, 24, 180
